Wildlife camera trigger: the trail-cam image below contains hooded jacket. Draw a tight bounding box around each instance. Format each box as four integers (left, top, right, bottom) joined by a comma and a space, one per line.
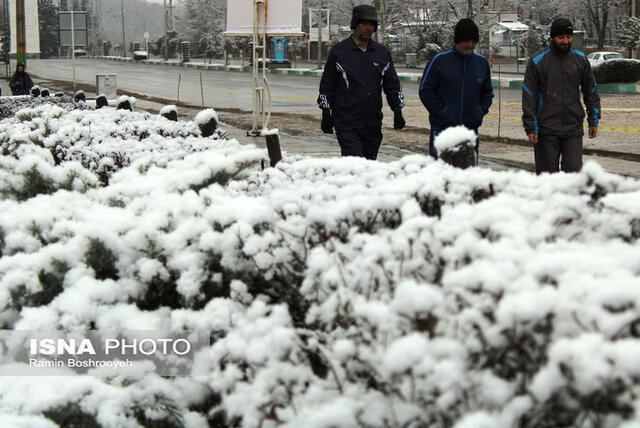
9, 63, 34, 96
419, 47, 493, 130
522, 43, 600, 136
318, 37, 405, 130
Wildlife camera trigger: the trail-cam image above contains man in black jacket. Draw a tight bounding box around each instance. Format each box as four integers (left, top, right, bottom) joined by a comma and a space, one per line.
9, 63, 34, 96
522, 18, 600, 174
317, 4, 405, 160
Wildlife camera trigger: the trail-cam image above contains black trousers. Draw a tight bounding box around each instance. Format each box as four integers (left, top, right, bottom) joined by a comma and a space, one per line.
534, 134, 583, 174
336, 127, 383, 160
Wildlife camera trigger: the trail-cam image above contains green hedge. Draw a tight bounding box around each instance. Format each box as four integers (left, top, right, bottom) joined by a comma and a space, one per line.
594, 58, 640, 84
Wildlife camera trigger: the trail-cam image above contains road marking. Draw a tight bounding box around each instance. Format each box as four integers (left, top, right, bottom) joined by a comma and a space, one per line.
197, 85, 316, 100
195, 87, 640, 112
194, 84, 640, 129
404, 99, 640, 112
406, 114, 640, 133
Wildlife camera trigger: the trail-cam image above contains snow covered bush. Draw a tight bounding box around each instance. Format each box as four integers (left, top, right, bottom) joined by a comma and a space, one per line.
1, 103, 640, 427
593, 58, 640, 84
0, 104, 235, 188
0, 95, 89, 120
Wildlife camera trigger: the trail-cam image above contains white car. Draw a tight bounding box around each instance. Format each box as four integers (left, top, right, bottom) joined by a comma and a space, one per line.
587, 51, 623, 67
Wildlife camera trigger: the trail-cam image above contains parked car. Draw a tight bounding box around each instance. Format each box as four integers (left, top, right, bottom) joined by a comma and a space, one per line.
587, 51, 623, 67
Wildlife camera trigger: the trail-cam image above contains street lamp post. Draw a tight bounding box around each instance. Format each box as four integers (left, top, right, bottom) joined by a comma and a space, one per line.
120, 0, 126, 57
317, 0, 322, 69
633, 0, 637, 59
163, 0, 168, 60
15, 0, 26, 65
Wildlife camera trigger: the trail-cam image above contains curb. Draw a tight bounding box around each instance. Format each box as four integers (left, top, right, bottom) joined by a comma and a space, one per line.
86, 56, 640, 94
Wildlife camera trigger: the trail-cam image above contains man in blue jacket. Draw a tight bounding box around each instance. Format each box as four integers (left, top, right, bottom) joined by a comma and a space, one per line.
419, 18, 494, 160
318, 4, 405, 160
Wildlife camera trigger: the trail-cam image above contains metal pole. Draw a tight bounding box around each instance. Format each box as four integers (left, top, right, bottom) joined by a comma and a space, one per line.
633, 0, 637, 59
210, 0, 214, 64
120, 0, 126, 57
168, 0, 173, 30
249, 0, 271, 134
379, 0, 385, 42
71, 11, 76, 92
15, 0, 26, 65
497, 64, 501, 138
163, 0, 168, 60
4, 0, 12, 77
476, 0, 482, 53
200, 71, 204, 107
251, 0, 260, 134
317, 0, 322, 69
177, 73, 181, 103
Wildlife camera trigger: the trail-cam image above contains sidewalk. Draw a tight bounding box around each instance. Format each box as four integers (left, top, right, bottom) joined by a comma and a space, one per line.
131, 97, 639, 178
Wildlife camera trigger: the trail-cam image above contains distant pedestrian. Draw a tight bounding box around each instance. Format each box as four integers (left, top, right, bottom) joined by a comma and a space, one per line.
418, 18, 494, 161
522, 18, 600, 174
317, 4, 406, 160
9, 62, 34, 96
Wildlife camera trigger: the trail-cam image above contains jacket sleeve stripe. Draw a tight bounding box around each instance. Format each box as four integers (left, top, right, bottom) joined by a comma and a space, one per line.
336, 62, 349, 88
523, 83, 534, 97
419, 50, 449, 91
533, 49, 549, 65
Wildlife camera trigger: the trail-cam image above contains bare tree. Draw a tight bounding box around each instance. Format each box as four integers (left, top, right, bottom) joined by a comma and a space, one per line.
578, 0, 625, 48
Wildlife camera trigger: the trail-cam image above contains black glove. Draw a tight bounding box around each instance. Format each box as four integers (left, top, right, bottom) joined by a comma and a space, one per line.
393, 110, 406, 130
321, 109, 333, 134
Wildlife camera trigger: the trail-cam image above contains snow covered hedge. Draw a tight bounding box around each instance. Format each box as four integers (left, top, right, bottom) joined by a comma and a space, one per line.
1, 104, 640, 428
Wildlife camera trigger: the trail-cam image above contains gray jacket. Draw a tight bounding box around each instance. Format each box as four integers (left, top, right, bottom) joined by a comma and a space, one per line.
522, 44, 600, 136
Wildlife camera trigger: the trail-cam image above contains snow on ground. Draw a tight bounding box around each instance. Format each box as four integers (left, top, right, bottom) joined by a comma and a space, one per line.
0, 102, 639, 427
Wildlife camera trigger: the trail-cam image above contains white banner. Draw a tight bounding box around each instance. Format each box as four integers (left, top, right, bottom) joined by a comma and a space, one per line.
9, 0, 40, 54
308, 9, 330, 42
225, 0, 303, 35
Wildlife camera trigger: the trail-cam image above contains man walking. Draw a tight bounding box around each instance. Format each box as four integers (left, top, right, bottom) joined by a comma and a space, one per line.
418, 18, 493, 160
522, 18, 600, 174
317, 4, 405, 160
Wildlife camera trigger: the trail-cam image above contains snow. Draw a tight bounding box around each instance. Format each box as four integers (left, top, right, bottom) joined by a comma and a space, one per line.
433, 125, 477, 152
260, 128, 279, 136
0, 102, 639, 427
194, 108, 218, 126
159, 104, 177, 116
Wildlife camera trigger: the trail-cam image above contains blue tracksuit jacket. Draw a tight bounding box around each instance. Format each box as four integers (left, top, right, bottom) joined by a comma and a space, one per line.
522, 45, 600, 137
419, 48, 494, 130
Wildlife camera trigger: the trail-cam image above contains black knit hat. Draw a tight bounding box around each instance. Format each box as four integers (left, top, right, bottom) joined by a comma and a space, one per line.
550, 18, 573, 38
454, 18, 479, 44
350, 4, 378, 32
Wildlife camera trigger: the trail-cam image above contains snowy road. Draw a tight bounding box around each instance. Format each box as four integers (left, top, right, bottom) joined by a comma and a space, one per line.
26, 58, 534, 112
25, 58, 629, 112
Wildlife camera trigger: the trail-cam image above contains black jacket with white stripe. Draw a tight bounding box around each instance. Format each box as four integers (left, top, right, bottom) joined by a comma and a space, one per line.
318, 36, 404, 130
